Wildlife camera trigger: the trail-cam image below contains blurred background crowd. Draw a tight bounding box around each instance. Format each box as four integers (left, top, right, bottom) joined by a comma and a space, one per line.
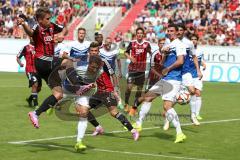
0, 0, 239, 46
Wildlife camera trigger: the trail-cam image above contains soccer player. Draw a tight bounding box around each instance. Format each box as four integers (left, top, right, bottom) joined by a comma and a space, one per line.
133, 24, 187, 143
95, 32, 104, 49
16, 38, 42, 108
88, 53, 139, 139
61, 27, 91, 65
177, 25, 203, 125
190, 34, 206, 120
100, 37, 123, 109
146, 38, 165, 90
124, 27, 151, 116
17, 7, 68, 128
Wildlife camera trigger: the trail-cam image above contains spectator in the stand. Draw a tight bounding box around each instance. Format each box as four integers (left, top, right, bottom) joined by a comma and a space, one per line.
226, 15, 236, 31
193, 16, 201, 28
12, 22, 24, 39
4, 15, 13, 37
188, 5, 200, 20
124, 30, 132, 42
216, 29, 226, 45
153, 20, 163, 35
146, 27, 156, 43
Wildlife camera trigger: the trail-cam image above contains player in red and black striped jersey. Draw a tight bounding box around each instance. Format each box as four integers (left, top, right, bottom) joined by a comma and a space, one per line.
17, 7, 70, 128
146, 38, 165, 90
124, 27, 151, 116
16, 39, 42, 108
88, 56, 139, 140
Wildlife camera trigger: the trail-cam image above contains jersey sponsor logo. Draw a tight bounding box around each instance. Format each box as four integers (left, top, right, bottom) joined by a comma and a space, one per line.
44, 36, 53, 42
136, 48, 144, 54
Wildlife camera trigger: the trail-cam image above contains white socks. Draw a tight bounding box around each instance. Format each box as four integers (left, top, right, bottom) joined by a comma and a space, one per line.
195, 96, 202, 116
190, 95, 197, 118
77, 118, 88, 142
136, 102, 152, 126
166, 108, 182, 134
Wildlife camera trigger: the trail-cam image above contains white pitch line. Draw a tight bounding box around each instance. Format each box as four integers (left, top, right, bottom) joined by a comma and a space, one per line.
93, 148, 211, 160
14, 143, 211, 160
8, 118, 240, 144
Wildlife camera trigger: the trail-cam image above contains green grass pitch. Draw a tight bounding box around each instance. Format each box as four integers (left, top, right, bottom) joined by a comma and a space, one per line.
0, 72, 240, 160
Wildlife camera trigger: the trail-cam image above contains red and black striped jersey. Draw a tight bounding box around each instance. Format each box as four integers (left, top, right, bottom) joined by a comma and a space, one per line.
17, 44, 36, 73
96, 59, 114, 92
149, 50, 162, 81
126, 40, 151, 72
32, 22, 63, 58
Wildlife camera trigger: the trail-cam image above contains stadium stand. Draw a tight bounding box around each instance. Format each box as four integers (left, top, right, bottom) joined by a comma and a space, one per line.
112, 0, 240, 46
0, 0, 239, 46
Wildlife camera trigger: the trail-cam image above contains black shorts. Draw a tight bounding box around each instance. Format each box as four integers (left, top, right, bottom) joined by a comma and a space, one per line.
89, 91, 118, 108
26, 72, 42, 88
35, 57, 62, 88
127, 72, 145, 86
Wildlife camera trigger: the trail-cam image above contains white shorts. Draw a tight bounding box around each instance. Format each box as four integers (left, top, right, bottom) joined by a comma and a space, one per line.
193, 78, 203, 91
75, 96, 90, 107
162, 80, 181, 102
62, 87, 92, 107
149, 79, 173, 96
182, 73, 194, 87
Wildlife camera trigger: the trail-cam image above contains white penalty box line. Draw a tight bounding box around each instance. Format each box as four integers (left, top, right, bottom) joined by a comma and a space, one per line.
8, 118, 240, 145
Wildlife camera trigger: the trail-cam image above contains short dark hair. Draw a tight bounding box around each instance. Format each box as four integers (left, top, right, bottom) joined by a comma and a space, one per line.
35, 7, 51, 20
190, 34, 199, 40
177, 23, 186, 30
89, 55, 102, 66
168, 23, 178, 31
89, 41, 99, 48
78, 27, 86, 33
136, 27, 144, 34
158, 37, 166, 42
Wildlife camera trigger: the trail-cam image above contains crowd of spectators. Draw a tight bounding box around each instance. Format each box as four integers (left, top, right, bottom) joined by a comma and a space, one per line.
0, 0, 89, 39
119, 0, 240, 46
0, 0, 135, 39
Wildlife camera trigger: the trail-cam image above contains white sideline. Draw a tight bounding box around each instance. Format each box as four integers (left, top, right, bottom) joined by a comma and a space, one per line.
16, 143, 211, 160
8, 118, 240, 145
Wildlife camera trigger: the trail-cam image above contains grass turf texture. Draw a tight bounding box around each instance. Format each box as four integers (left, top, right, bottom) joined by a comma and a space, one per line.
0, 72, 240, 160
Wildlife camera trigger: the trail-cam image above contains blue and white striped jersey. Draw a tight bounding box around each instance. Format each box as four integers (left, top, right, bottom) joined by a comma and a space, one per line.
99, 47, 118, 71
63, 40, 91, 66
163, 38, 186, 81
181, 37, 197, 76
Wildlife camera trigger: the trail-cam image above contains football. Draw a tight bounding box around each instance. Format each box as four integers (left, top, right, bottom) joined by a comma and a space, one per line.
176, 87, 191, 105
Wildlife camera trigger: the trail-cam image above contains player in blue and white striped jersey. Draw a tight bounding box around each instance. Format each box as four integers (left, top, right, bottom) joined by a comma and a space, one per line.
177, 25, 203, 126
132, 24, 187, 143
99, 37, 123, 109
61, 27, 91, 66
190, 34, 206, 121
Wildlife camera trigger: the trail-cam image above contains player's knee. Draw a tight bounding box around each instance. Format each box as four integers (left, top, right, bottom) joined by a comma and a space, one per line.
53, 92, 63, 100
188, 87, 195, 95
195, 90, 201, 97
76, 106, 89, 118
